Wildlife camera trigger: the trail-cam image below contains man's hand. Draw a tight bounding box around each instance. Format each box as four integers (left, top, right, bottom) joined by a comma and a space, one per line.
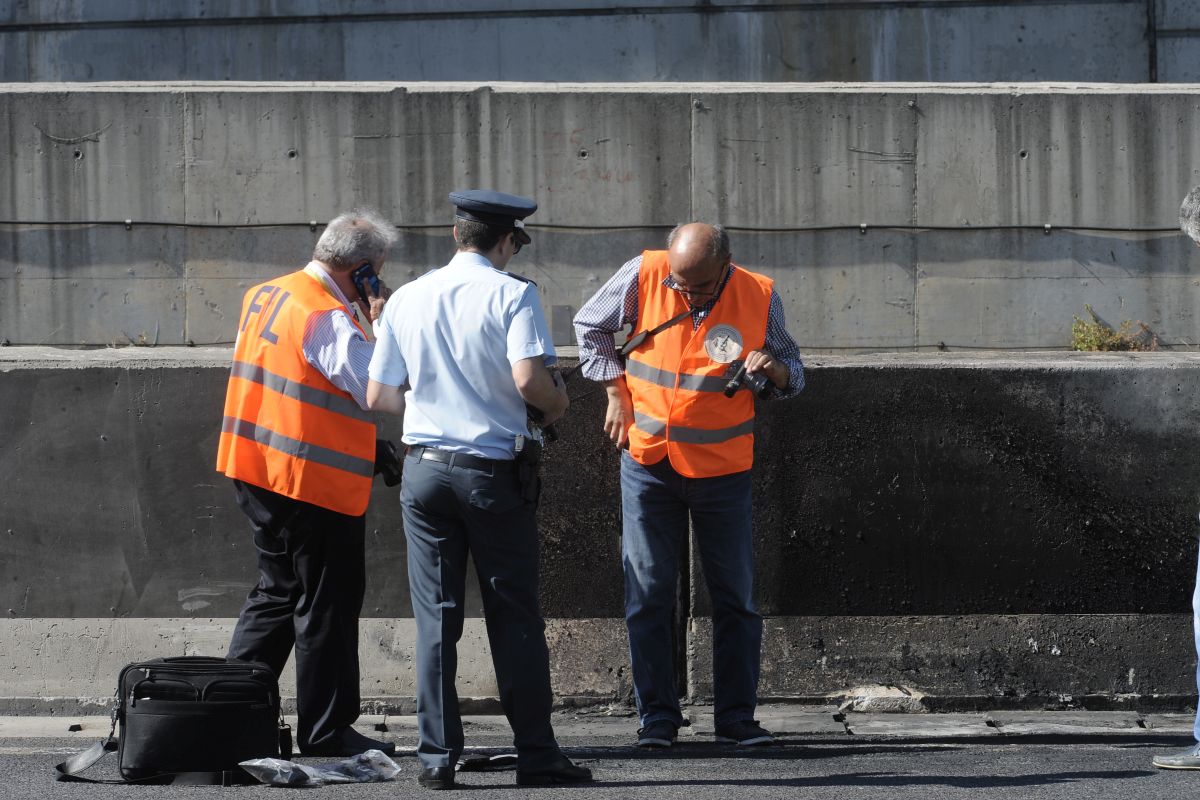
358, 282, 392, 324
604, 376, 635, 448
744, 349, 789, 390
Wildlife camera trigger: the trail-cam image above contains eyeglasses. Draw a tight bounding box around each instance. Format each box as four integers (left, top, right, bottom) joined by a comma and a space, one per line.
670, 264, 729, 304
671, 284, 718, 299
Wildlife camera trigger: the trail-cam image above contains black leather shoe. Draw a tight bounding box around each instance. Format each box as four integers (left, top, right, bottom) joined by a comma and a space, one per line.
418, 766, 456, 789
516, 755, 593, 786
300, 727, 396, 757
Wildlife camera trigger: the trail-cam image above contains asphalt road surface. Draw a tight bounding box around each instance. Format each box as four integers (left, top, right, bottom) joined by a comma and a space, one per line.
12, 728, 1200, 800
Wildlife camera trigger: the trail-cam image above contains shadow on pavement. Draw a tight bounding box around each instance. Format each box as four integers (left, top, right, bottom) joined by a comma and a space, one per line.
563, 744, 965, 761
585, 769, 1157, 790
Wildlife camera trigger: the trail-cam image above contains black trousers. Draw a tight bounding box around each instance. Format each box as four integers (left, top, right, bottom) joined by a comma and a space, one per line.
227, 479, 366, 751
401, 453, 560, 770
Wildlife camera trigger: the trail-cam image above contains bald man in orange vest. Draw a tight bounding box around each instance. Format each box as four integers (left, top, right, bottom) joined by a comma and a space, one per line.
574, 223, 805, 748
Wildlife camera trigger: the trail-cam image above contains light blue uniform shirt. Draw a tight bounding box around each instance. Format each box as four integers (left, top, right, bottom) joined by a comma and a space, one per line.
368, 251, 556, 460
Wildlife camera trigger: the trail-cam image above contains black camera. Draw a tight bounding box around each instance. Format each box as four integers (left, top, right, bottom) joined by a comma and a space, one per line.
723, 360, 773, 399
374, 439, 403, 487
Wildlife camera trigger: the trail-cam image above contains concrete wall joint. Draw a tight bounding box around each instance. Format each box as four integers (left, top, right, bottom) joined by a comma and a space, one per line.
0, 221, 1185, 233
1, 0, 1148, 33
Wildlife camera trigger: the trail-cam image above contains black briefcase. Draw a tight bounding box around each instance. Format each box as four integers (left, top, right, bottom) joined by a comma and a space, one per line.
57, 655, 289, 785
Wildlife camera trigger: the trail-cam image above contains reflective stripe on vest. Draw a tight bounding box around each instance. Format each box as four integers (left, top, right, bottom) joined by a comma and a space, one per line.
633, 411, 756, 445
221, 416, 375, 477
625, 250, 773, 478
624, 359, 729, 394
216, 269, 375, 516
229, 360, 373, 423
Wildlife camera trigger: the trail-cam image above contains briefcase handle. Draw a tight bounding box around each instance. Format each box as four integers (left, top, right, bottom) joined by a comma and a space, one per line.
128, 678, 201, 706
202, 678, 277, 707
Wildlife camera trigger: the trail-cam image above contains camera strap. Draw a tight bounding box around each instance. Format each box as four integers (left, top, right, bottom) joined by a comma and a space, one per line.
618, 307, 693, 359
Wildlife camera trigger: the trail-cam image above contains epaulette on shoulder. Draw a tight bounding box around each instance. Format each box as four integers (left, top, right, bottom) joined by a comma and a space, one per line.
503, 271, 538, 287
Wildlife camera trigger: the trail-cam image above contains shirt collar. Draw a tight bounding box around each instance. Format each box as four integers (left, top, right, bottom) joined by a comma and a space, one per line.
448, 251, 499, 271
303, 261, 358, 317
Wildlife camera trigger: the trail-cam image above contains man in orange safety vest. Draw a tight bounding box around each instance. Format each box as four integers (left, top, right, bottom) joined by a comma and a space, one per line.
217, 208, 397, 758
574, 223, 805, 749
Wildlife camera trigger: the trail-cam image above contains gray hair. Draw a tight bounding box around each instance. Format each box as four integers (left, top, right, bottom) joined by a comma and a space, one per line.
1181, 187, 1200, 244
313, 207, 399, 270
667, 223, 731, 261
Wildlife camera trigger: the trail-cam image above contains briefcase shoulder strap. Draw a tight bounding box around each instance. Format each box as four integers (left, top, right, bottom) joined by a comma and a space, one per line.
56, 738, 246, 785
55, 692, 122, 783
55, 739, 120, 784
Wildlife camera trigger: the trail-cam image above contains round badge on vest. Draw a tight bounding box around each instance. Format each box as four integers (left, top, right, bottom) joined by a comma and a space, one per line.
705, 324, 744, 364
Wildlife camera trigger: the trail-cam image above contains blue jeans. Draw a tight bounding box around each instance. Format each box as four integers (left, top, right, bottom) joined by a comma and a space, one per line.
620, 451, 762, 729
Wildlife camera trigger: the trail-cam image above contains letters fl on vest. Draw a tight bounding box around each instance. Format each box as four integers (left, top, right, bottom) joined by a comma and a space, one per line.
216, 270, 376, 516
625, 250, 773, 479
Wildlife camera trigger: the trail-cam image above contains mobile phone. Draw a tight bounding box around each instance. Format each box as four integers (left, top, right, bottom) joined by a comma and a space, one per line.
350, 262, 381, 305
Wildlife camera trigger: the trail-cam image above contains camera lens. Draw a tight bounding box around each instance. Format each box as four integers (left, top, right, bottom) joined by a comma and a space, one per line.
738, 370, 771, 399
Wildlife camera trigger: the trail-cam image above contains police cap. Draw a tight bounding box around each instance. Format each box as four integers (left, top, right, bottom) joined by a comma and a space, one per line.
450, 189, 537, 246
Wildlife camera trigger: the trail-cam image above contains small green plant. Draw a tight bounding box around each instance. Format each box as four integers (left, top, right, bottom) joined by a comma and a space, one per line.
1070, 305, 1158, 351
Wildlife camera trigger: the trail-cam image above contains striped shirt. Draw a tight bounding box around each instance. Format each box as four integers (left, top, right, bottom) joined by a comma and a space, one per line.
573, 254, 805, 399
299, 263, 376, 411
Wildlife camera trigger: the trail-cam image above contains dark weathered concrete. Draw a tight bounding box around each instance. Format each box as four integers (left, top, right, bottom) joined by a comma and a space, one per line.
0, 350, 406, 618
791, 362, 1195, 615
2, 349, 1200, 707
691, 354, 1200, 618
0, 349, 622, 619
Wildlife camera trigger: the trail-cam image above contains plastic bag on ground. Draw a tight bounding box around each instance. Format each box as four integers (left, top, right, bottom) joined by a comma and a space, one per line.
240, 748, 402, 787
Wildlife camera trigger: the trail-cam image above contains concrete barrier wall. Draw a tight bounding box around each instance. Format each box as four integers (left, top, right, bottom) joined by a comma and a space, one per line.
1, 348, 1196, 710
4, 83, 1200, 352
0, 0, 1179, 83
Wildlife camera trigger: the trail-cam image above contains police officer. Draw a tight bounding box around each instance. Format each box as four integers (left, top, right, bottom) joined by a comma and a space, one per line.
217, 208, 397, 757
367, 190, 592, 789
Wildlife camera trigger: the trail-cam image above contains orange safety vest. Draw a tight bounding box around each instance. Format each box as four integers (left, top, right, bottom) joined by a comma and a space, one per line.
625, 250, 773, 478
216, 269, 376, 516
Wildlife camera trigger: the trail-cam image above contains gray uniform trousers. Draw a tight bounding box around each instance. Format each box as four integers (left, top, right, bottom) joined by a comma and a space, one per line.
400, 450, 561, 770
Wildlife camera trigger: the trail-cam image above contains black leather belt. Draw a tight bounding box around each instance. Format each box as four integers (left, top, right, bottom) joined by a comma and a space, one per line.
406, 445, 515, 473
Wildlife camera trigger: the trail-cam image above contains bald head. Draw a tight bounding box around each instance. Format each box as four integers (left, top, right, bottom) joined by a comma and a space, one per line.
667, 224, 731, 301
